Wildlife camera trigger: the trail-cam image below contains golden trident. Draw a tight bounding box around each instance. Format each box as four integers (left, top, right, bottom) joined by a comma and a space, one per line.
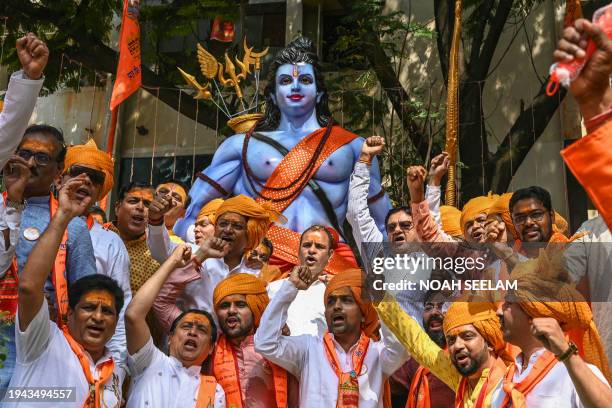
178, 39, 269, 131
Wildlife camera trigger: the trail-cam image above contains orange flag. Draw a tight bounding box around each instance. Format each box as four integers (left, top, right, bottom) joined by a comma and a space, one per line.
110, 0, 142, 110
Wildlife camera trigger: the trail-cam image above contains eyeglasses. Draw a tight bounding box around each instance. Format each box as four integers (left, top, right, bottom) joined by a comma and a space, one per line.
16, 149, 54, 166
216, 220, 246, 231
67, 165, 105, 186
424, 303, 445, 313
512, 210, 546, 226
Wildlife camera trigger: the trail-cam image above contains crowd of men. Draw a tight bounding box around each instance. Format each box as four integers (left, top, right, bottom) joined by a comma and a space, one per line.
0, 15, 611, 408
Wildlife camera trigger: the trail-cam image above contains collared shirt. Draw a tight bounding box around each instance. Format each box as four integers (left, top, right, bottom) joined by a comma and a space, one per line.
267, 278, 327, 337
375, 294, 501, 408
7, 299, 125, 407
490, 348, 609, 407
90, 222, 132, 365
127, 337, 225, 408
347, 161, 432, 321
214, 335, 282, 408
153, 257, 259, 331
107, 224, 160, 294
254, 279, 409, 408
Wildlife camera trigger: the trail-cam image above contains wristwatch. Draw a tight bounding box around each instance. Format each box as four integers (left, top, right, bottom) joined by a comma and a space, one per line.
556, 341, 578, 362
6, 199, 26, 212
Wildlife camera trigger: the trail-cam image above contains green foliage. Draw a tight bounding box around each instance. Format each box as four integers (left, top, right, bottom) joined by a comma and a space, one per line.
0, 313, 7, 369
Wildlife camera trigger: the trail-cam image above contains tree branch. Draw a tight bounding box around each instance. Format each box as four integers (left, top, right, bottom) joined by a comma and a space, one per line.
476, 0, 514, 79
488, 79, 567, 192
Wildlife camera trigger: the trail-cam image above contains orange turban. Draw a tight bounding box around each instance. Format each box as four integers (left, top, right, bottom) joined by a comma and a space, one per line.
512, 248, 612, 383
487, 193, 518, 239
324, 269, 379, 338
440, 205, 462, 237
553, 211, 569, 236
215, 195, 286, 253
197, 198, 224, 224
460, 193, 499, 236
64, 139, 114, 199
443, 295, 512, 364
213, 273, 269, 327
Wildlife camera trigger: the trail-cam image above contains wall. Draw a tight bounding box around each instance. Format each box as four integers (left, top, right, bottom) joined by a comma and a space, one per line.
383, 0, 585, 218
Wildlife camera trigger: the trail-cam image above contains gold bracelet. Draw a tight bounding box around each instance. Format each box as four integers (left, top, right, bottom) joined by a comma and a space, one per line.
556, 341, 578, 362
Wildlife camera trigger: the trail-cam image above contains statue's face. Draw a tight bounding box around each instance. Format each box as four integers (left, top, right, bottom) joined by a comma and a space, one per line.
272, 63, 321, 120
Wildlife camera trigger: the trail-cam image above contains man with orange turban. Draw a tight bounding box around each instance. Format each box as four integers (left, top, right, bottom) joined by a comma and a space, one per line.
493, 247, 611, 407
212, 273, 295, 408
152, 195, 284, 331
60, 139, 132, 365
376, 289, 513, 407
255, 268, 409, 407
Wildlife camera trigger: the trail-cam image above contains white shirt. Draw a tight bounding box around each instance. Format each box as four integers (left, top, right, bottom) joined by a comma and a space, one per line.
490, 348, 609, 407
90, 222, 132, 365
0, 70, 44, 277
254, 279, 410, 408
127, 337, 225, 408
0, 71, 44, 170
267, 278, 327, 337
564, 215, 612, 367
0, 196, 23, 276
147, 223, 199, 264
346, 162, 431, 321
182, 257, 259, 316
6, 299, 125, 407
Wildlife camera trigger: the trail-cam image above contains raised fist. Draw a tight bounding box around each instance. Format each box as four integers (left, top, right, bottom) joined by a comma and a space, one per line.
16, 33, 49, 80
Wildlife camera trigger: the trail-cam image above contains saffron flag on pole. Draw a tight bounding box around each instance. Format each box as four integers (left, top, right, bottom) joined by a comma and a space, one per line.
110, 0, 142, 110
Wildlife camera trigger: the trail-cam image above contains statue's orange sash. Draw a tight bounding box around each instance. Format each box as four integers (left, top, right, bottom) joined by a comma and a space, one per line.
255, 125, 358, 213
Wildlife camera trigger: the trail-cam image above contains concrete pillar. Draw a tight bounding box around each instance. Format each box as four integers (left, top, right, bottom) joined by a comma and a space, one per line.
286, 0, 303, 44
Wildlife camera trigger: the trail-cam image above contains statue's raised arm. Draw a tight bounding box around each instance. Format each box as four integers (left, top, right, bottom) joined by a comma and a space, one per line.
175, 37, 391, 274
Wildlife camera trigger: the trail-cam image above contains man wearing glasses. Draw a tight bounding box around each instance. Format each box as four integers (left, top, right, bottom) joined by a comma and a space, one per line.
57, 139, 132, 365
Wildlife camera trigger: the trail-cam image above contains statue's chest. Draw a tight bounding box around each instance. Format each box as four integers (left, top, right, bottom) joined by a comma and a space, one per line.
243, 138, 355, 183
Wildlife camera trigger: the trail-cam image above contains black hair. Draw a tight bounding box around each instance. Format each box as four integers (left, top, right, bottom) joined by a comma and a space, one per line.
300, 224, 334, 251
170, 309, 218, 344
68, 275, 125, 316
22, 124, 67, 162
88, 206, 107, 223
157, 179, 192, 208
260, 237, 273, 256
384, 206, 412, 229
254, 37, 333, 131
509, 186, 552, 213
117, 182, 154, 202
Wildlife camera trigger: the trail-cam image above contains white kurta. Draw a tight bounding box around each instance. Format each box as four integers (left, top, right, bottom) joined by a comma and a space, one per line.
490, 348, 609, 407
89, 222, 132, 365
7, 299, 125, 407
254, 279, 410, 407
127, 337, 225, 408
266, 278, 327, 337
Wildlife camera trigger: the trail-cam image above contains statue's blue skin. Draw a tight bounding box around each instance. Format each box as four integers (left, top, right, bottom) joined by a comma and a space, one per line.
174, 63, 391, 240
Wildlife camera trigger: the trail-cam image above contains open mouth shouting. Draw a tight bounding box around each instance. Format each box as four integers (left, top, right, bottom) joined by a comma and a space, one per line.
85, 324, 105, 338
130, 213, 145, 227
75, 185, 92, 201
225, 315, 240, 330
428, 316, 443, 332
453, 351, 471, 367
183, 338, 198, 352
331, 313, 346, 328
305, 255, 317, 267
